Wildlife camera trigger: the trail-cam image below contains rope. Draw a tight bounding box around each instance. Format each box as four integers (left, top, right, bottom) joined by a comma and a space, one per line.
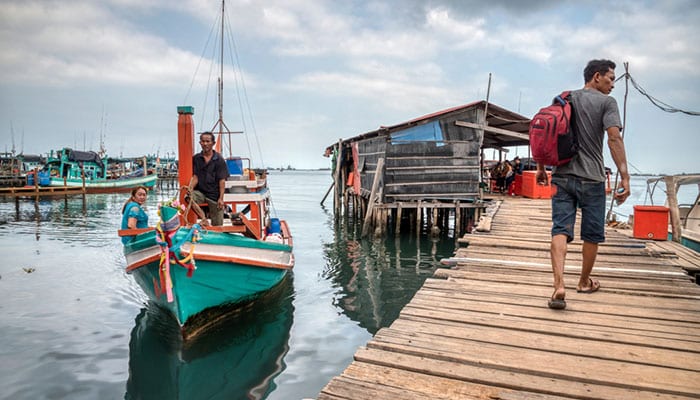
624, 73, 700, 116
154, 204, 201, 303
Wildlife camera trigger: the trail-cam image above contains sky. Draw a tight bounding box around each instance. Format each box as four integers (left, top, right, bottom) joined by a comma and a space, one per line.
0, 0, 698, 174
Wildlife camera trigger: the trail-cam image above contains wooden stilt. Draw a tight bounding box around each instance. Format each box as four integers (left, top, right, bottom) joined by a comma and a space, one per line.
455, 201, 461, 238
416, 200, 422, 237
395, 203, 402, 236
333, 140, 342, 217
431, 205, 440, 237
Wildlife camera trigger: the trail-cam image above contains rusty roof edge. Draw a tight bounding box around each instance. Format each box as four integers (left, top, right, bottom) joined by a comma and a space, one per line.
331, 100, 531, 147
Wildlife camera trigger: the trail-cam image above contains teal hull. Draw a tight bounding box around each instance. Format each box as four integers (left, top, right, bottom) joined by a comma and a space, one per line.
47, 173, 157, 193
126, 276, 294, 399
666, 232, 700, 253
130, 259, 288, 326
124, 228, 293, 328
680, 236, 700, 253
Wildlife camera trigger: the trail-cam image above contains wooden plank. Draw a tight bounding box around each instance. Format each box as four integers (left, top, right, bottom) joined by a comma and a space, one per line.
451, 248, 685, 268
416, 283, 700, 324
387, 318, 700, 370
455, 120, 530, 141
442, 254, 690, 276
320, 375, 438, 400
424, 276, 700, 311
340, 362, 574, 400
367, 331, 700, 397
433, 269, 700, 298
353, 347, 696, 400
398, 308, 700, 353
408, 294, 700, 334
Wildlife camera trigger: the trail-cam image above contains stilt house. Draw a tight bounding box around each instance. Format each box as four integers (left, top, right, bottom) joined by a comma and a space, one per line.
326, 101, 530, 237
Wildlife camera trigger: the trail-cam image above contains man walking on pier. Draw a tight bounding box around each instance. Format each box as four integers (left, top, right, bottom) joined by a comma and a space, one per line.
537, 59, 631, 310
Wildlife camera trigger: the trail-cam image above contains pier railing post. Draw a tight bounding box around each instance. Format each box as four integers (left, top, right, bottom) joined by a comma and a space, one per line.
333, 139, 342, 217
664, 175, 682, 242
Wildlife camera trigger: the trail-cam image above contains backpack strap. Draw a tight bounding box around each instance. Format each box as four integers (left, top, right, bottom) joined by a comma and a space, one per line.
554, 90, 571, 106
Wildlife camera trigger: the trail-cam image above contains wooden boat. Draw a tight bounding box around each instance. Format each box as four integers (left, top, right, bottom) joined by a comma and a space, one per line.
28, 148, 157, 193
119, 0, 294, 335
645, 174, 700, 252
125, 276, 293, 398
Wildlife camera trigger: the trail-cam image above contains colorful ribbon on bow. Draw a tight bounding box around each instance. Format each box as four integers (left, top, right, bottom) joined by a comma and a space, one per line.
154, 206, 200, 303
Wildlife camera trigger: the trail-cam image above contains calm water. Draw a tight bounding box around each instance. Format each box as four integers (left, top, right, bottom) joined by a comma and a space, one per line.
0, 170, 456, 400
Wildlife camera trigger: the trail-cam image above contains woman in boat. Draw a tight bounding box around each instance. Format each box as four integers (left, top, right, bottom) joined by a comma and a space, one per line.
121, 185, 149, 245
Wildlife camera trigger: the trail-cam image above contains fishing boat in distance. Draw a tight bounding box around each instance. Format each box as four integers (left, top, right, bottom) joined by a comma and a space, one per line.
119, 0, 294, 338
27, 148, 157, 193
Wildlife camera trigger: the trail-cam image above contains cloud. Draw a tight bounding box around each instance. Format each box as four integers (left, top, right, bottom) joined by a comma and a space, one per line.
425, 8, 486, 49
0, 1, 224, 87
285, 59, 461, 114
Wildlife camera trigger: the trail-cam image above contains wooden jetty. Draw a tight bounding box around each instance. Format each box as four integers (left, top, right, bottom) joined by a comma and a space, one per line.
0, 184, 86, 198
318, 196, 700, 399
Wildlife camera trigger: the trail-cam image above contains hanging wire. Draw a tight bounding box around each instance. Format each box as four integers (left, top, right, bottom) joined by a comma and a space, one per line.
190, 10, 221, 133
230, 34, 266, 170
182, 13, 219, 107
617, 73, 700, 115
223, 12, 255, 164
606, 62, 631, 222
222, 7, 277, 216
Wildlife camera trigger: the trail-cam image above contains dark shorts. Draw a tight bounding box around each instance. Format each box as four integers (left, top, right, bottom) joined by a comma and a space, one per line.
191, 189, 224, 226
551, 175, 606, 243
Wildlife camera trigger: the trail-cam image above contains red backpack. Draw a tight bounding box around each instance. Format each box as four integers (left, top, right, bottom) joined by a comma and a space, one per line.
529, 91, 578, 166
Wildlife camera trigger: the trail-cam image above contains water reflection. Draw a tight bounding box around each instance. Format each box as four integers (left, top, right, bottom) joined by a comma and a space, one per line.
125, 276, 295, 400
323, 220, 455, 334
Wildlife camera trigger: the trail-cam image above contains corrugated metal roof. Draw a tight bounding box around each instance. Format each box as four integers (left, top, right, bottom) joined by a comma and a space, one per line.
338, 100, 531, 149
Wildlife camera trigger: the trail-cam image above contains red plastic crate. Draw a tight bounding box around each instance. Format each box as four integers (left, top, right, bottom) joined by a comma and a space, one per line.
514, 174, 523, 196
633, 205, 669, 240
521, 171, 553, 199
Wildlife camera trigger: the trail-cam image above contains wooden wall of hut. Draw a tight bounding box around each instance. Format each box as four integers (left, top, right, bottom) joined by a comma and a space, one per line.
330, 107, 486, 239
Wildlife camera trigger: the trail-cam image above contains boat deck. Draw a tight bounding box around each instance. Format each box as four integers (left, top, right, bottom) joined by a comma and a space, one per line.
318, 196, 700, 399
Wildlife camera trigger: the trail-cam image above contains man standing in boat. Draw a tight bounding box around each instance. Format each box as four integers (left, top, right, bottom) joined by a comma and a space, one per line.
191, 131, 229, 226
537, 59, 631, 310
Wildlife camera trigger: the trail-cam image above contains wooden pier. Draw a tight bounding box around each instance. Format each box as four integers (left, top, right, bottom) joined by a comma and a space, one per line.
0, 185, 86, 198
318, 196, 700, 399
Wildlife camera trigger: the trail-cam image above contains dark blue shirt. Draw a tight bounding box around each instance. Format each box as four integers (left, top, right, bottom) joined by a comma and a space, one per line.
192, 150, 229, 200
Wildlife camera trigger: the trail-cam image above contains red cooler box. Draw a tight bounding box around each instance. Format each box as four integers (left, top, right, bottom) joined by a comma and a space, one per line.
521, 171, 553, 199
633, 205, 669, 240
514, 174, 523, 196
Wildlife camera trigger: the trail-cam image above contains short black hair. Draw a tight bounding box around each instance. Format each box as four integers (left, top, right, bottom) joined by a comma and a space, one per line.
200, 131, 216, 143
584, 59, 616, 83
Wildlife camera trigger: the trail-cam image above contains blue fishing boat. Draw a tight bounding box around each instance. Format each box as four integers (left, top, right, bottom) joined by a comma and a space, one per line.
28, 148, 157, 193
119, 0, 294, 337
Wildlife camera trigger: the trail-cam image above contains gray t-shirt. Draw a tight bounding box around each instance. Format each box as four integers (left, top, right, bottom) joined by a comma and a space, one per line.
553, 88, 622, 182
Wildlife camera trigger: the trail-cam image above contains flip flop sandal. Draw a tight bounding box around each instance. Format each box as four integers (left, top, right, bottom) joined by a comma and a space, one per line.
548, 296, 566, 310
577, 278, 601, 293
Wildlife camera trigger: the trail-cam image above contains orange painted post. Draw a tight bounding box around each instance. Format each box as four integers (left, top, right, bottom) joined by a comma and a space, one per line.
177, 106, 196, 223
177, 106, 195, 190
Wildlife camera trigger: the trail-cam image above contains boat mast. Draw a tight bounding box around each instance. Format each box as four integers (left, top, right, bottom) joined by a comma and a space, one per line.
218, 0, 224, 140
209, 0, 240, 157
